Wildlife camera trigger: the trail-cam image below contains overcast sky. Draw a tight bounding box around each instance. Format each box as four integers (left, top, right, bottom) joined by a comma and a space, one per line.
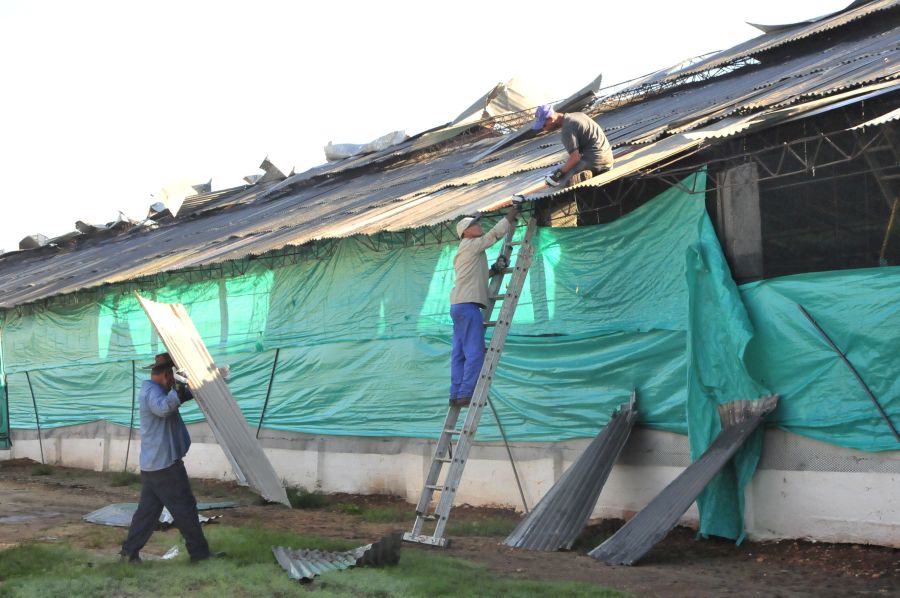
0, 0, 852, 251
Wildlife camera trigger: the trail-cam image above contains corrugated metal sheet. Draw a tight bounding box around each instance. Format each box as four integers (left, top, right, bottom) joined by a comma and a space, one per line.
466, 74, 603, 165
83, 501, 236, 527
588, 396, 779, 566
0, 7, 896, 309
852, 105, 900, 127
137, 294, 291, 507
503, 394, 638, 551
656, 0, 898, 82
272, 533, 401, 581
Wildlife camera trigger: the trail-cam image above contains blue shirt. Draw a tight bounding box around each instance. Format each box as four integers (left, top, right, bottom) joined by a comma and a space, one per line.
138, 379, 191, 472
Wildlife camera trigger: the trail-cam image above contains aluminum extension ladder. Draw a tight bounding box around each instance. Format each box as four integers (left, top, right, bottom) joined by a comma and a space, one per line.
403, 217, 537, 547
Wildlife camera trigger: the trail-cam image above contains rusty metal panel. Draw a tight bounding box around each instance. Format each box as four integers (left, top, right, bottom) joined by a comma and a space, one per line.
503, 394, 638, 551
136, 293, 290, 507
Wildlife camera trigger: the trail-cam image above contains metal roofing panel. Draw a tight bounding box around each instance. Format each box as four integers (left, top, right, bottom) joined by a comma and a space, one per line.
589, 396, 779, 566
503, 394, 637, 551
0, 15, 897, 308
137, 294, 291, 507
852, 105, 900, 127
466, 74, 603, 165
662, 0, 898, 82
83, 501, 237, 527
272, 533, 401, 581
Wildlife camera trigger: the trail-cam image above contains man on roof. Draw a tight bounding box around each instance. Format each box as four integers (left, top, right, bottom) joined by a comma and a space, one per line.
510, 105, 614, 206
448, 206, 519, 408
119, 352, 220, 564
535, 104, 613, 187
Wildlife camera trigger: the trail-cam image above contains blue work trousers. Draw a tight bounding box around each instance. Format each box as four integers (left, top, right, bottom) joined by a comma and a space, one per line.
450, 302, 486, 399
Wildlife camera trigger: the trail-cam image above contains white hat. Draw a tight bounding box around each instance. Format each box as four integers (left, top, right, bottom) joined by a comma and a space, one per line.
455, 213, 481, 239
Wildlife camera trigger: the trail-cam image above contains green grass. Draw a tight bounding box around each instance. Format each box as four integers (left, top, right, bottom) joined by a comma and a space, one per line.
286, 486, 328, 509
30, 464, 53, 476
314, 548, 626, 597
0, 527, 628, 597
109, 471, 141, 487
334, 502, 364, 516
446, 516, 518, 537
359, 507, 410, 523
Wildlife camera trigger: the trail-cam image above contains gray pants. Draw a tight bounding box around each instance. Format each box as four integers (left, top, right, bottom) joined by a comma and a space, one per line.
560, 160, 611, 187
121, 459, 210, 561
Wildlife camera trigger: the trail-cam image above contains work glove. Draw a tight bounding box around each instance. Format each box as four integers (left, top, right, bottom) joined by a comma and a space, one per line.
172, 370, 193, 404
544, 169, 565, 187
511, 194, 526, 206
173, 369, 189, 385
176, 381, 194, 404
489, 254, 509, 277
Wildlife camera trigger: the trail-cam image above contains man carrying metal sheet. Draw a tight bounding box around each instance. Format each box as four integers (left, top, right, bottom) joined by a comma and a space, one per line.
449, 206, 519, 408
120, 352, 219, 563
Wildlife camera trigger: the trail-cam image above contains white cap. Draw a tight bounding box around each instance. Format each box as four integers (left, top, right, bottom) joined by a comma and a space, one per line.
456, 213, 481, 238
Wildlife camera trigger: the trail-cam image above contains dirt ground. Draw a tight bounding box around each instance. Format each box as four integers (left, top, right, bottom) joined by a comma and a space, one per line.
0, 459, 896, 597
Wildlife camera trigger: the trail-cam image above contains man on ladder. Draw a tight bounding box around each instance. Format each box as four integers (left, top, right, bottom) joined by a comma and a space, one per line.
449, 205, 519, 408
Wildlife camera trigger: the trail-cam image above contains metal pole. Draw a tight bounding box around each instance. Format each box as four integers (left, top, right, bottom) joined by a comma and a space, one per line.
124, 360, 136, 472
878, 197, 899, 266
256, 348, 280, 438
487, 397, 530, 514
797, 303, 900, 442
2, 376, 10, 449
24, 371, 44, 464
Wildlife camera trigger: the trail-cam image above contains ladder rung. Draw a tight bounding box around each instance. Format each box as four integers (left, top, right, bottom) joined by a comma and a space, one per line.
406, 217, 536, 550
402, 532, 449, 548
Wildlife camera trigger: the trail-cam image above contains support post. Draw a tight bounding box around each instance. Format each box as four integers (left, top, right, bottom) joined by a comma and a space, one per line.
488, 397, 529, 514
124, 360, 136, 472
24, 371, 44, 464
256, 348, 280, 438
797, 304, 900, 442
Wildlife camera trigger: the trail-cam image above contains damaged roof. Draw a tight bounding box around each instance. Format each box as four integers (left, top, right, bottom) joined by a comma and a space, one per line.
1, 1, 898, 309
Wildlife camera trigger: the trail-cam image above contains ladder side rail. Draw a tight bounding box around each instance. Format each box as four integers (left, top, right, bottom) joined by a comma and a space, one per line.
413, 407, 462, 518
482, 223, 517, 321
405, 218, 536, 546
431, 239, 535, 540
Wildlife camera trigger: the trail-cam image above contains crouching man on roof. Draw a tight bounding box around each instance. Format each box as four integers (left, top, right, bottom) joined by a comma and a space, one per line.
449, 206, 518, 408
120, 352, 219, 563
534, 104, 613, 188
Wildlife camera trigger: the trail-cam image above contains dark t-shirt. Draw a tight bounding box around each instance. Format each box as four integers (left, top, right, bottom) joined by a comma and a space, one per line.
560, 112, 613, 170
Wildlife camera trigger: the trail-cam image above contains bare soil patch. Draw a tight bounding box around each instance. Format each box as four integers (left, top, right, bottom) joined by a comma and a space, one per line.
0, 459, 896, 597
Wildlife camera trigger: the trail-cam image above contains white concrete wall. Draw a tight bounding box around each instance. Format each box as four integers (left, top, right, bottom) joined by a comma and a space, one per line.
1, 424, 897, 547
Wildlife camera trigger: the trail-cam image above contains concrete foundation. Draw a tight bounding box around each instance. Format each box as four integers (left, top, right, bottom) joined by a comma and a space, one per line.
1, 422, 897, 547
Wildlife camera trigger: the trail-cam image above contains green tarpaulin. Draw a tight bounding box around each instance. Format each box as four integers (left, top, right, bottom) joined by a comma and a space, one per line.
2, 170, 898, 540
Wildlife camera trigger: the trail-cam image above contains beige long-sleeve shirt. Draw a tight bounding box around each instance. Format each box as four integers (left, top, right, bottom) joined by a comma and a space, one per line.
450, 218, 511, 307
